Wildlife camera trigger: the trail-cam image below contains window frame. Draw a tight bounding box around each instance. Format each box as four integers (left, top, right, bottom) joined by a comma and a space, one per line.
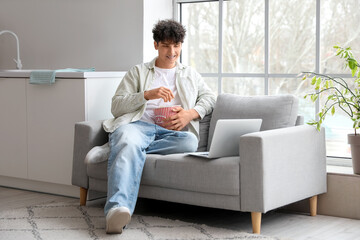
174, 0, 354, 165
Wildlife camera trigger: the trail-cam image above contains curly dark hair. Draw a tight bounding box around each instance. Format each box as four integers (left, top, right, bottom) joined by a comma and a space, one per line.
152, 19, 186, 44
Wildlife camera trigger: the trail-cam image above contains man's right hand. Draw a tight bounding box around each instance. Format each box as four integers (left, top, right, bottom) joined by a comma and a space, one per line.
144, 87, 174, 102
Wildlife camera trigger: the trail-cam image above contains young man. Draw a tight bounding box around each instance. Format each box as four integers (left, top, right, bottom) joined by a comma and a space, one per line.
102, 19, 216, 234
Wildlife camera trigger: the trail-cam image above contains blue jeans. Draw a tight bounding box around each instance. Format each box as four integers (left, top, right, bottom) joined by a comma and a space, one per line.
104, 121, 198, 216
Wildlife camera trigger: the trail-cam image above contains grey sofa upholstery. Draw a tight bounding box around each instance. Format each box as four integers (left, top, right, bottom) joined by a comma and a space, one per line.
72, 93, 327, 234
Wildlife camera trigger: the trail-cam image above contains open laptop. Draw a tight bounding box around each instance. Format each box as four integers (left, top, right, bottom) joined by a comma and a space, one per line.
188, 119, 262, 159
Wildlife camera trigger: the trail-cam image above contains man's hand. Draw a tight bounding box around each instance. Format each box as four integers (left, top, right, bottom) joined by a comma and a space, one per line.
162, 107, 200, 131
144, 87, 174, 102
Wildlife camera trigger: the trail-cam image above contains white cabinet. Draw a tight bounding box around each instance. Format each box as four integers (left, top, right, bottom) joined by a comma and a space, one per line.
0, 78, 27, 178
27, 79, 86, 185
0, 72, 125, 194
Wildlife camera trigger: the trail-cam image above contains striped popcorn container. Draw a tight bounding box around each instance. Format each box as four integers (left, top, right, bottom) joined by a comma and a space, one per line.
154, 105, 180, 127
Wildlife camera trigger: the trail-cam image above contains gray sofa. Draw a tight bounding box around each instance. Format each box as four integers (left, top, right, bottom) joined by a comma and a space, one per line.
72, 93, 327, 234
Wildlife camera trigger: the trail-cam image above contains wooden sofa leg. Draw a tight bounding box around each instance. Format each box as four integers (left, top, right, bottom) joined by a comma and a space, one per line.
80, 187, 88, 206
251, 212, 262, 234
310, 195, 318, 216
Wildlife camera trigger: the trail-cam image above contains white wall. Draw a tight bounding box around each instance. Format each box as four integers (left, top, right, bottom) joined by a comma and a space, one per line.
0, 0, 144, 71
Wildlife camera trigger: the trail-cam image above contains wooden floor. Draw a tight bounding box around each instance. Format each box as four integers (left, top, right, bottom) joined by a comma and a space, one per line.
1, 186, 359, 240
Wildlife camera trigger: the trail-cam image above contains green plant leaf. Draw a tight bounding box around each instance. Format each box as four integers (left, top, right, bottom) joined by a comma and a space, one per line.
311, 76, 317, 85
352, 67, 357, 77
331, 106, 335, 115
349, 59, 356, 69
315, 77, 321, 90
325, 80, 329, 88
311, 94, 318, 102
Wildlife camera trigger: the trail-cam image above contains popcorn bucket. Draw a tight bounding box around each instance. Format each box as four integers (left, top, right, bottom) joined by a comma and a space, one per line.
154, 105, 180, 126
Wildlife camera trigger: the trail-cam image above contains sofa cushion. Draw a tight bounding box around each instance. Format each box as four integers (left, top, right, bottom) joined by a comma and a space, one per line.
141, 154, 240, 196
86, 154, 161, 181
87, 153, 241, 196
208, 94, 299, 149
87, 160, 107, 180
197, 113, 212, 152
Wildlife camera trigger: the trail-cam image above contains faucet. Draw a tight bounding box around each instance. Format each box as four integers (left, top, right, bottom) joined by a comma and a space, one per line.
0, 30, 22, 70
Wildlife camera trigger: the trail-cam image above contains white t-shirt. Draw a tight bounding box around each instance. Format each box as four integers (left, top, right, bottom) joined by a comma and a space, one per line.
140, 66, 182, 124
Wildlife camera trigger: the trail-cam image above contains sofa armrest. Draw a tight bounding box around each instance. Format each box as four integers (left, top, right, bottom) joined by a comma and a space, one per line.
72, 120, 108, 189
239, 125, 326, 213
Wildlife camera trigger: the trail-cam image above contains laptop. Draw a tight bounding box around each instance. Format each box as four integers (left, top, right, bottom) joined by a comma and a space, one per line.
188, 119, 262, 159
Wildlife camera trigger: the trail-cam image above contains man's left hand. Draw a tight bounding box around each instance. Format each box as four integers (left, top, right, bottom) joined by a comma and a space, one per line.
162, 107, 199, 131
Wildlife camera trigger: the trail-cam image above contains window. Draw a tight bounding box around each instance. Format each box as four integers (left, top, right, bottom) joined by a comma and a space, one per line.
175, 0, 360, 162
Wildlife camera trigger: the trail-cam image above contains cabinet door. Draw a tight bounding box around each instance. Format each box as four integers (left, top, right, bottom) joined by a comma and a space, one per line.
26, 79, 85, 185
0, 78, 27, 178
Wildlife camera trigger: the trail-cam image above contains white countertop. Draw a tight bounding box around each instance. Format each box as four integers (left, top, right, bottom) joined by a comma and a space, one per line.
0, 69, 126, 78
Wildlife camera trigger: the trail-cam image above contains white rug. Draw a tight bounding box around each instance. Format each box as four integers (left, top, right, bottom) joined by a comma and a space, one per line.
0, 201, 281, 240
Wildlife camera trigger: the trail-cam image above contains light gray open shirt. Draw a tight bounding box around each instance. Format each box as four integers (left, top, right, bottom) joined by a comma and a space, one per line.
103, 57, 216, 141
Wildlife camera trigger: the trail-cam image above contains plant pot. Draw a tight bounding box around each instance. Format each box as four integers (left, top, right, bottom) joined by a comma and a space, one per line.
347, 134, 360, 174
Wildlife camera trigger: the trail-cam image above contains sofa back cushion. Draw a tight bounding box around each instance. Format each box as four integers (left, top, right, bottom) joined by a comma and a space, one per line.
207, 94, 299, 149
197, 113, 212, 152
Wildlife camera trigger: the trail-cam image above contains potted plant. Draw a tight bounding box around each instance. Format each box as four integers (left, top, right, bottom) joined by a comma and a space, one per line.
302, 45, 360, 174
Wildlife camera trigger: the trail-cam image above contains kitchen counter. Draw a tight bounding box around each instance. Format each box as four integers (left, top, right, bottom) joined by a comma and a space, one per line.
0, 69, 126, 78
0, 70, 125, 197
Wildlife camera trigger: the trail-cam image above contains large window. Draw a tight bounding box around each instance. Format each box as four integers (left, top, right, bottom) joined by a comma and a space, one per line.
175, 0, 360, 162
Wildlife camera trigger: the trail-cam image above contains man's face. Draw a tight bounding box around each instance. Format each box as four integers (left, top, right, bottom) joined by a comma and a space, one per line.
154, 41, 182, 68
